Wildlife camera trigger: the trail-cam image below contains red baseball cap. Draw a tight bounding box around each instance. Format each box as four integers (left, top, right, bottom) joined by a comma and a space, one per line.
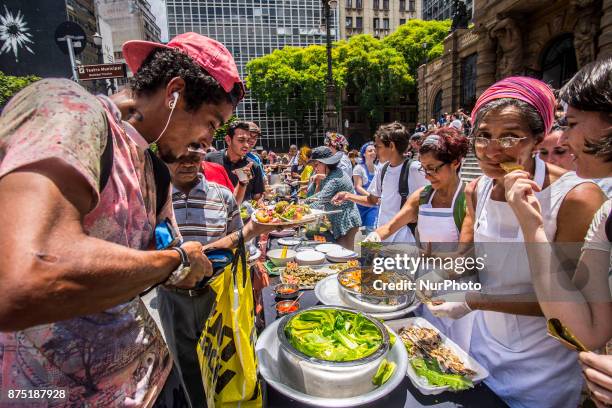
122, 32, 245, 103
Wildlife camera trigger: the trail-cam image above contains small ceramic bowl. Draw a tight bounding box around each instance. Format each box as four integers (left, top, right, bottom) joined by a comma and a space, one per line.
274, 283, 299, 300
276, 300, 300, 317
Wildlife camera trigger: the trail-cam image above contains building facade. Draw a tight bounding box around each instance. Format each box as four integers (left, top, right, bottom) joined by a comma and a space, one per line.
96, 0, 161, 64
422, 0, 473, 21
339, 0, 421, 40
166, 0, 338, 150
418, 0, 612, 124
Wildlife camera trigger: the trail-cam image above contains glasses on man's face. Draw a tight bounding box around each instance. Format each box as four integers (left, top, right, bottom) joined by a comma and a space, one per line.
473, 136, 527, 150
418, 162, 447, 176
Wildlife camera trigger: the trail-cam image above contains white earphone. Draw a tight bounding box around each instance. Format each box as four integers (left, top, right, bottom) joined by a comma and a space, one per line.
170, 91, 179, 108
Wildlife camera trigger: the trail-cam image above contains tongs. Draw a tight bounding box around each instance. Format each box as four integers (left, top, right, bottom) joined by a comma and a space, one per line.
546, 318, 589, 352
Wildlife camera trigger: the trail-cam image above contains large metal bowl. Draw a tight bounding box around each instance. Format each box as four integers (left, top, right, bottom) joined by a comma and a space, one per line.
336, 267, 415, 312
276, 305, 390, 398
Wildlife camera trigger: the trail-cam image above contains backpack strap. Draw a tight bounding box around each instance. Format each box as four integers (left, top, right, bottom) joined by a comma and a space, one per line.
398, 158, 412, 208
419, 185, 434, 206
146, 149, 171, 217
453, 182, 467, 233
99, 123, 113, 192
380, 162, 390, 184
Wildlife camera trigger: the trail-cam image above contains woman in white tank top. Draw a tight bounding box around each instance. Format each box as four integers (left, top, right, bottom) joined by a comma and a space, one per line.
505, 60, 612, 407
429, 76, 604, 408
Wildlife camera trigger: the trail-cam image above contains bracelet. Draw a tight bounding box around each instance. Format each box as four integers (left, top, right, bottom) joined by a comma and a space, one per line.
165, 247, 190, 285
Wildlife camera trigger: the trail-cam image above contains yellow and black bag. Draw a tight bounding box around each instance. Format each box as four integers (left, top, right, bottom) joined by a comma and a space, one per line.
197, 231, 262, 408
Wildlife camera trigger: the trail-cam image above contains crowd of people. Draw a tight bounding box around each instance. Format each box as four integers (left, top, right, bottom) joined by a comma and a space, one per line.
0, 30, 610, 408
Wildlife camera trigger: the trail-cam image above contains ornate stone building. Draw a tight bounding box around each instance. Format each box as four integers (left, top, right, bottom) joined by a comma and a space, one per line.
418, 0, 612, 123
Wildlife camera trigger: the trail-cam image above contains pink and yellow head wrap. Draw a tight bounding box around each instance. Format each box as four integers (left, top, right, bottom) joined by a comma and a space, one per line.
471, 76, 556, 136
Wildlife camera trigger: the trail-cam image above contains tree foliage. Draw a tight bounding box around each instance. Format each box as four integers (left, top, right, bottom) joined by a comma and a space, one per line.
245, 19, 449, 136
0, 71, 40, 107
246, 35, 413, 136
383, 19, 451, 76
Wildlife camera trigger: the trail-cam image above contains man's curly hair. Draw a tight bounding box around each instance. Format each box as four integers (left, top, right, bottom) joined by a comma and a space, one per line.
129, 48, 241, 111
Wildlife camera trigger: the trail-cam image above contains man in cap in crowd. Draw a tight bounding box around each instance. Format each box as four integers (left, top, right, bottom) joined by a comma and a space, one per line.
0, 32, 244, 406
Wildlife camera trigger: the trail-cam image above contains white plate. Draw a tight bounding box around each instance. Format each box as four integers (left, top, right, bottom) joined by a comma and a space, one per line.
278, 238, 301, 246
314, 275, 420, 320
315, 243, 343, 254
296, 250, 326, 265
256, 317, 408, 407
248, 248, 262, 263
385, 317, 489, 395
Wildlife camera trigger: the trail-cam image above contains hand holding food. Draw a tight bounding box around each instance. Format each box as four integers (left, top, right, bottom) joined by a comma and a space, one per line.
426, 293, 471, 319
504, 170, 544, 232
579, 352, 612, 408
363, 231, 382, 242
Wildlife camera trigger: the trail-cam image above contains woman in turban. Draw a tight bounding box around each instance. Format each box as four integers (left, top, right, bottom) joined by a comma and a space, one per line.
429, 76, 604, 408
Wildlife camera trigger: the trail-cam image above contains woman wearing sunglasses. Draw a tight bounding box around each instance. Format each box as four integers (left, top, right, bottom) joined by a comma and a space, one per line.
506, 58, 612, 408
430, 76, 603, 408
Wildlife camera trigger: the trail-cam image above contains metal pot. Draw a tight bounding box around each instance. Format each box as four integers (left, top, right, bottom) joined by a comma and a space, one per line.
276, 305, 390, 398
337, 268, 415, 312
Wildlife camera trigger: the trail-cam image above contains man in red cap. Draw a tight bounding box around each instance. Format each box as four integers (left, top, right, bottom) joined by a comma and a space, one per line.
0, 32, 244, 407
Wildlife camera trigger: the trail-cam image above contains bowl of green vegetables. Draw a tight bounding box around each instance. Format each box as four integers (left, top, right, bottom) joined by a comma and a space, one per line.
277, 306, 394, 398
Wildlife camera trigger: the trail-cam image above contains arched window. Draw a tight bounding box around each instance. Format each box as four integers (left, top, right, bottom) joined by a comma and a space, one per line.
541, 34, 578, 89
432, 90, 443, 121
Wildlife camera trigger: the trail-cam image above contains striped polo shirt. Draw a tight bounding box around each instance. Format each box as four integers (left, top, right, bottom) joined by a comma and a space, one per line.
172, 174, 242, 244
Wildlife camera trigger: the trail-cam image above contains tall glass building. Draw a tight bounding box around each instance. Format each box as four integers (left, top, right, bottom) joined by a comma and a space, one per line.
166, 0, 338, 150
422, 0, 472, 21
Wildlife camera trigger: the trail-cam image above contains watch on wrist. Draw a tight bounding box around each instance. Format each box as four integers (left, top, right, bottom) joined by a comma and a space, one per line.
166, 246, 191, 285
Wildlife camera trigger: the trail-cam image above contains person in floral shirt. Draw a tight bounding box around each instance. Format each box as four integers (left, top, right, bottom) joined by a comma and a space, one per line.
0, 33, 244, 407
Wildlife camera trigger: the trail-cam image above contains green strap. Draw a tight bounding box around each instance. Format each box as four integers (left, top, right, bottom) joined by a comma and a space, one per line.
453, 183, 467, 233
419, 185, 434, 206
419, 183, 466, 232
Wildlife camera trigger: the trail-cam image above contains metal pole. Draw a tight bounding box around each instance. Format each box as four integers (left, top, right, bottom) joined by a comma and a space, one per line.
66, 37, 79, 82
325, 2, 333, 84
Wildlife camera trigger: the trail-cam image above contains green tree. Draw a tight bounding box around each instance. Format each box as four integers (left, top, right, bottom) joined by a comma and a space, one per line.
214, 114, 239, 141
246, 35, 413, 137
246, 45, 338, 140
336, 35, 414, 130
0, 71, 41, 107
383, 19, 451, 76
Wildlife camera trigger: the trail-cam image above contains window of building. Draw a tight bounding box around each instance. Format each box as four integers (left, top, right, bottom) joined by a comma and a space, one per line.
356, 16, 363, 28
409, 0, 416, 11
373, 18, 379, 29
383, 0, 389, 10
373, 0, 380, 9
400, 18, 406, 25
432, 90, 443, 121
541, 34, 578, 89
356, 0, 363, 8
460, 53, 477, 111
346, 0, 352, 8
383, 18, 389, 29
345, 16, 352, 27
399, 0, 406, 11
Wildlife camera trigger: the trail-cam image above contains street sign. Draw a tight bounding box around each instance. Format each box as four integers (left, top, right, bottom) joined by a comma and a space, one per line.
77, 63, 127, 80
55, 21, 86, 55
